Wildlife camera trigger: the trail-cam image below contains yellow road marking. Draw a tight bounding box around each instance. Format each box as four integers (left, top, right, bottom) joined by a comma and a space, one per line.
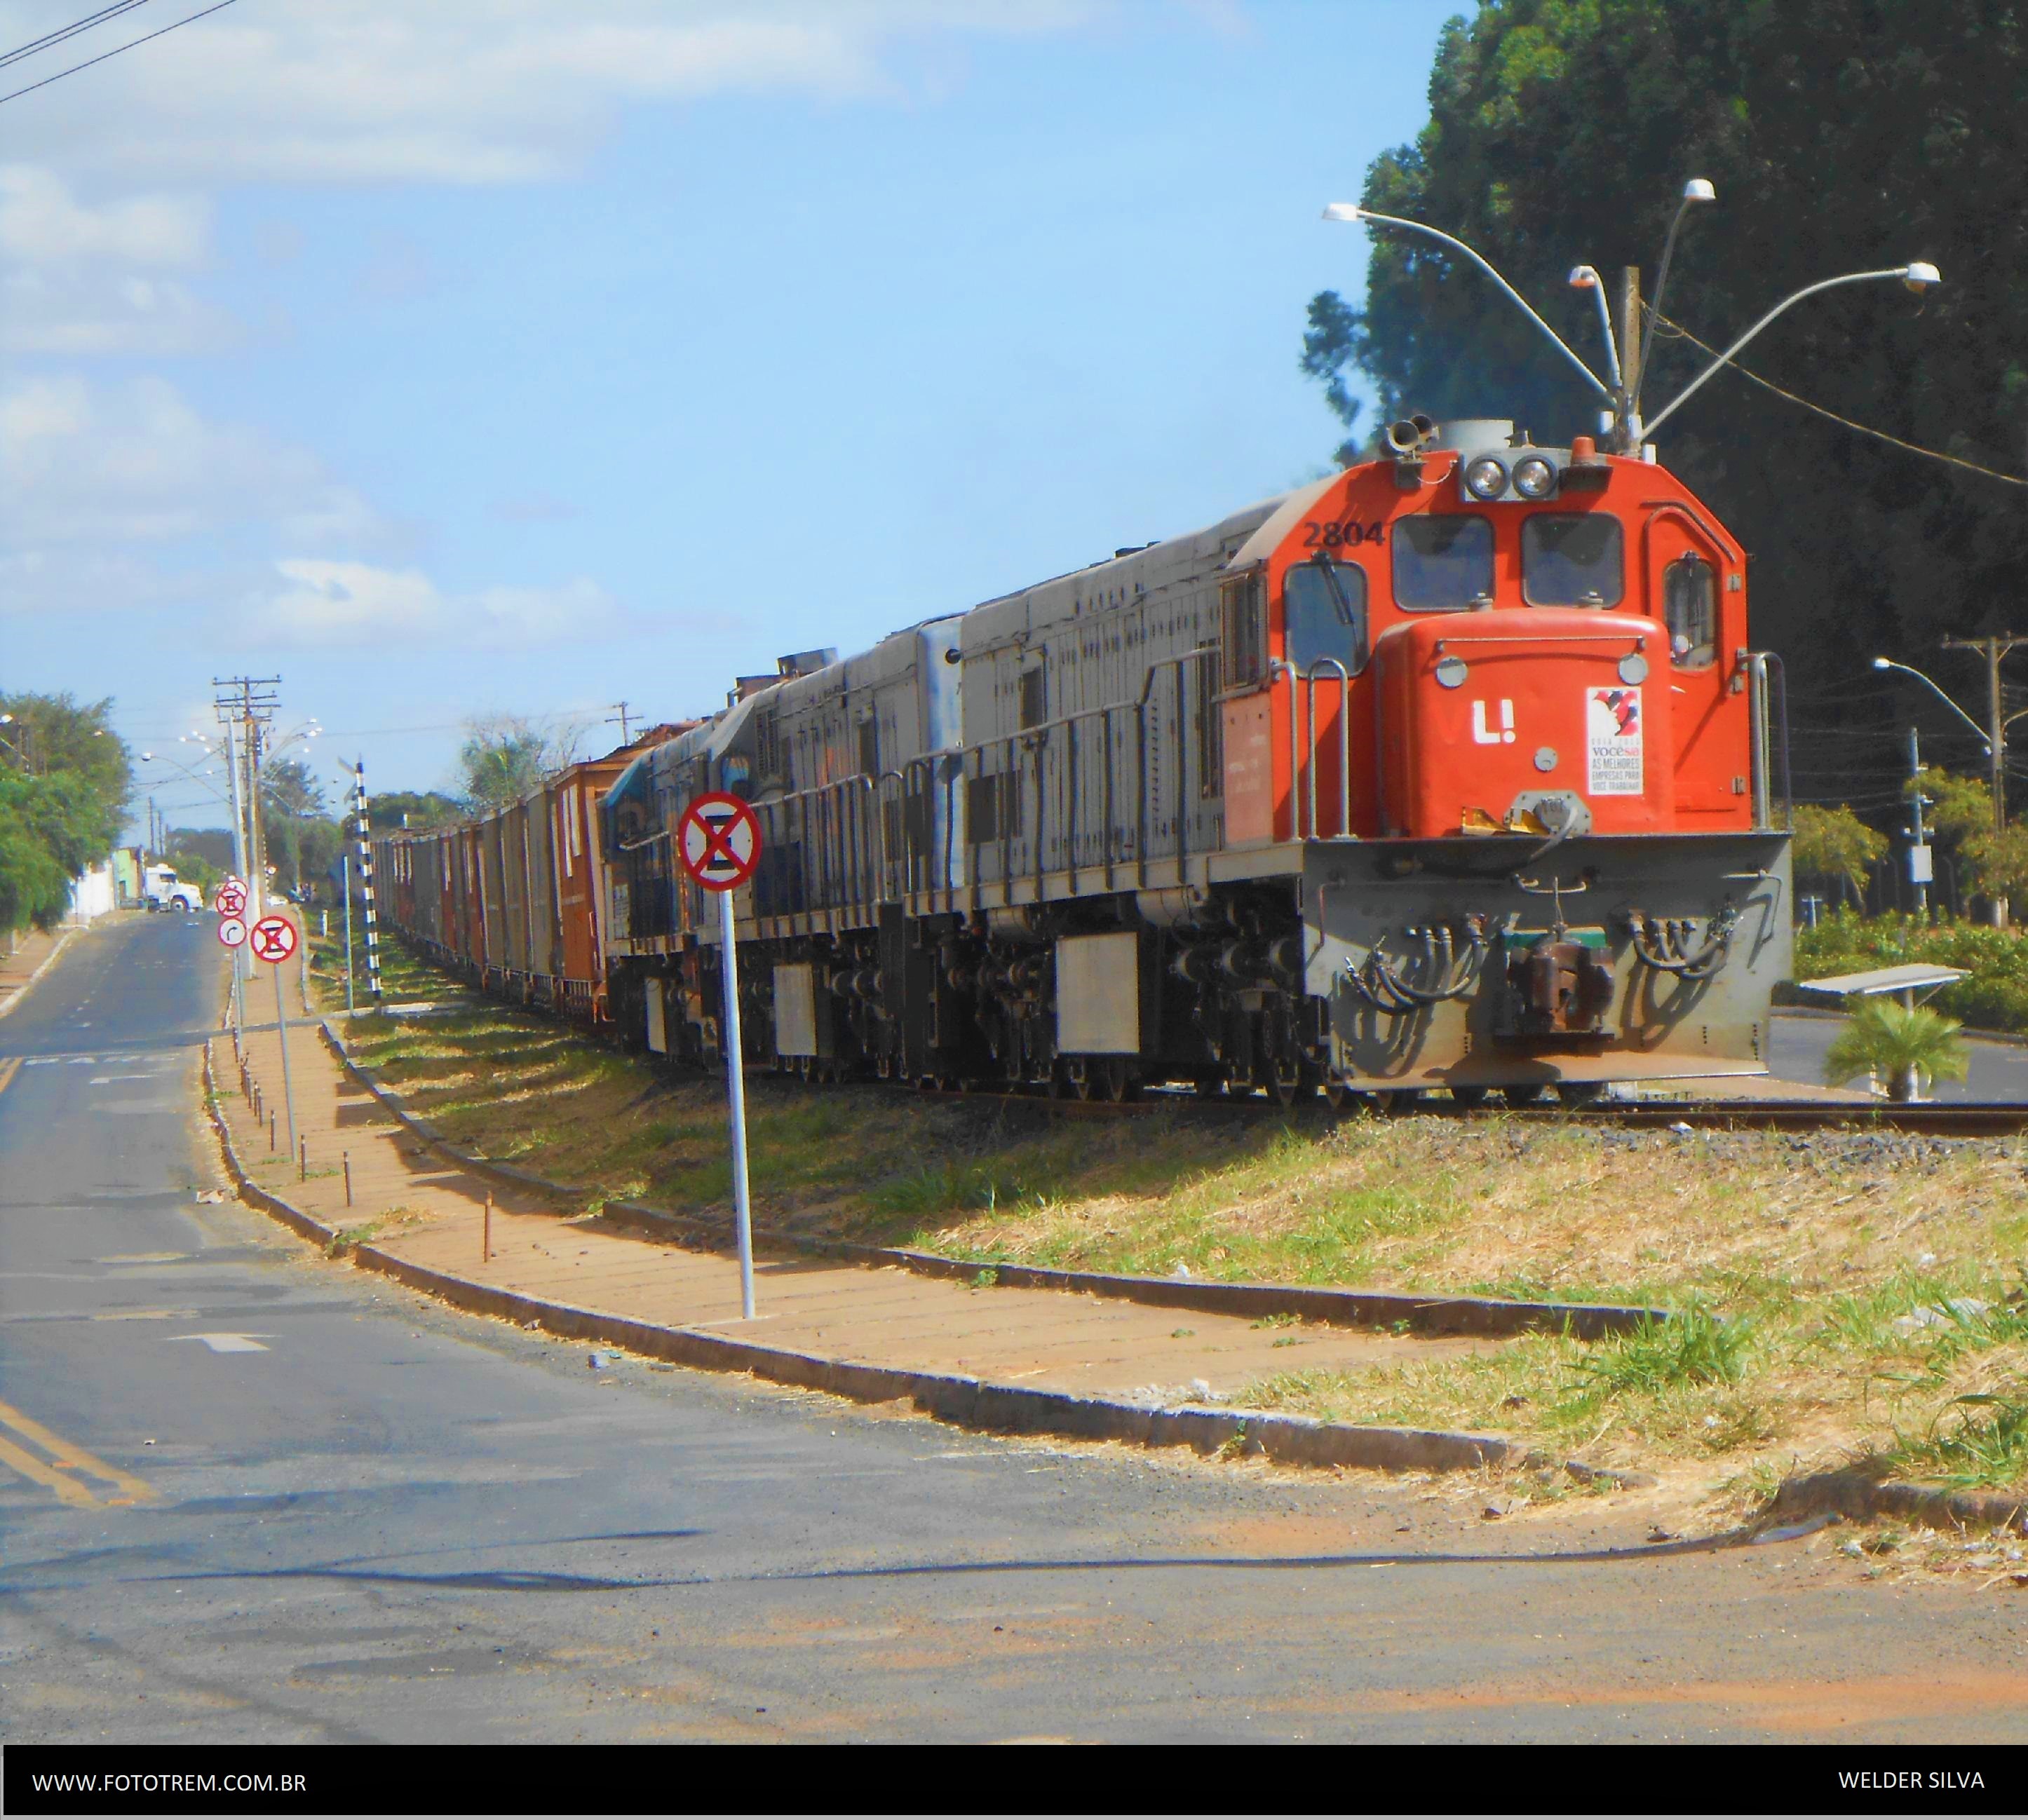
0, 1397, 157, 1505
0, 1432, 97, 1507
0, 1056, 22, 1100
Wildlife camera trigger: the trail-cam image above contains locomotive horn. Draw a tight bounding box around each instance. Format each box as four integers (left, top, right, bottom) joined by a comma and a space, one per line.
1384, 419, 1426, 457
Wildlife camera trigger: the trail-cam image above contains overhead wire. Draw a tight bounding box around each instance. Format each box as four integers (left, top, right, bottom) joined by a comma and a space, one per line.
0, 0, 236, 107
1649, 308, 2028, 489
0, 1, 154, 71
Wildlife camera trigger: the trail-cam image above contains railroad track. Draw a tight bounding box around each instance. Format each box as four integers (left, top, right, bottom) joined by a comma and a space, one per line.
909, 1082, 2028, 1136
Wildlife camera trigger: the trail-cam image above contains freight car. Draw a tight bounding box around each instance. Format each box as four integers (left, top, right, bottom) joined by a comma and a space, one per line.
584, 416, 1789, 1106
377, 732, 689, 1024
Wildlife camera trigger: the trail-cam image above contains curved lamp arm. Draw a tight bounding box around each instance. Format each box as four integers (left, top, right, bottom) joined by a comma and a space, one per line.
1324, 203, 1611, 401
1872, 658, 1991, 754
1645, 265, 1940, 439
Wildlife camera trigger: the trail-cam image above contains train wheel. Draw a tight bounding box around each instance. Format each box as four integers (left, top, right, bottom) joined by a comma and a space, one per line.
1501, 1083, 1546, 1108
1450, 1085, 1490, 1109
1374, 1087, 1424, 1115
1556, 1081, 1605, 1108
1097, 1057, 1135, 1103
1323, 1078, 1372, 1114
1067, 1060, 1094, 1101
1192, 1072, 1226, 1099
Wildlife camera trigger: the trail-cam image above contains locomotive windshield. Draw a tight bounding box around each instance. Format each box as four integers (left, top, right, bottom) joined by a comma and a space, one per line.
1393, 515, 1494, 609
1521, 514, 1624, 606
1285, 557, 1368, 674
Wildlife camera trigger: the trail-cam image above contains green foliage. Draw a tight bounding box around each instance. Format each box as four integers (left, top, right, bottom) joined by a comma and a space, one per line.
1302, 2, 2028, 717
1823, 1000, 1970, 1099
1907, 768, 2028, 906
1886, 1394, 2028, 1490
459, 714, 579, 813
259, 757, 340, 896
1791, 804, 1886, 893
1798, 910, 2028, 1031
1566, 1305, 1747, 1402
372, 789, 465, 834
0, 693, 138, 932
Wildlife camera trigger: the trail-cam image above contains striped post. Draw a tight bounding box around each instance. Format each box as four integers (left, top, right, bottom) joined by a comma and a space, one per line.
352, 760, 384, 1003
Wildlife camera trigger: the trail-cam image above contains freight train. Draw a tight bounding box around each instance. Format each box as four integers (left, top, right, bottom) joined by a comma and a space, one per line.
376, 415, 1791, 1108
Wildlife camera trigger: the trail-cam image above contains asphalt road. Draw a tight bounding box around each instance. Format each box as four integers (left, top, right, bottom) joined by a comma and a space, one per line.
3, 916, 2026, 1747
1769, 1010, 2028, 1101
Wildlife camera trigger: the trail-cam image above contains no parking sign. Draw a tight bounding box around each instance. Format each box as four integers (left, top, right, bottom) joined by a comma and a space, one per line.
250, 914, 297, 965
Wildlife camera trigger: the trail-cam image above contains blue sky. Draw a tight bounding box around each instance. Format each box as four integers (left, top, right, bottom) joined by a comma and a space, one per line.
0, 1, 1459, 826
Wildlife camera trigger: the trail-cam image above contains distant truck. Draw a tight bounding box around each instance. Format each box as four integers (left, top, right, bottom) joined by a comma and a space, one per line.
142, 864, 204, 913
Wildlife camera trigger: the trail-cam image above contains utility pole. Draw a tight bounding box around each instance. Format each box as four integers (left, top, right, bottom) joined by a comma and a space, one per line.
214, 677, 279, 920
606, 701, 635, 744
1907, 724, 1933, 918
1616, 266, 1642, 449
1940, 632, 2026, 927
349, 759, 383, 1003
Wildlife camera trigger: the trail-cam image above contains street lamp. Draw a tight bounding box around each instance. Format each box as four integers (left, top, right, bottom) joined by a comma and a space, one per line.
1322, 201, 1614, 404
1870, 658, 1992, 753
1567, 266, 1624, 391
1643, 262, 1941, 439
1631, 177, 1718, 427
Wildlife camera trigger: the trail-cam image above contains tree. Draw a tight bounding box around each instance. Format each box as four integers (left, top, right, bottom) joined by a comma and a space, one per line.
1302, 1, 2028, 805
1824, 998, 1970, 1101
0, 691, 130, 851
458, 714, 581, 813
1905, 768, 2028, 911
369, 789, 466, 834
1791, 804, 1886, 902
257, 758, 337, 896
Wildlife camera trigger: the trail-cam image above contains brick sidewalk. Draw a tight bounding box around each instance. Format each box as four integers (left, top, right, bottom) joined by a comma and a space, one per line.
217, 1007, 1501, 1410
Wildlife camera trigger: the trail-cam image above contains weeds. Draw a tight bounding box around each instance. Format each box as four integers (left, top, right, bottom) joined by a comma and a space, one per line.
1886, 1395, 2028, 1490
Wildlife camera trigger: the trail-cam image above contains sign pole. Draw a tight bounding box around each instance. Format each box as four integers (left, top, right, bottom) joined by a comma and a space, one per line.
676, 791, 764, 1322
719, 888, 755, 1320
272, 953, 298, 1162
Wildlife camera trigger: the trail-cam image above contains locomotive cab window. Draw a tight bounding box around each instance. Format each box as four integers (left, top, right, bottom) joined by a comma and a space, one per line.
1522, 514, 1624, 606
1393, 515, 1494, 610
1283, 557, 1368, 674
1664, 553, 1717, 667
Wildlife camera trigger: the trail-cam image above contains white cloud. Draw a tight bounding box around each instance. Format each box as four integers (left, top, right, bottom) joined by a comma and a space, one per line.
252, 559, 615, 648
0, 165, 209, 266
0, 374, 377, 548
0, 165, 229, 353
0, 1, 1103, 185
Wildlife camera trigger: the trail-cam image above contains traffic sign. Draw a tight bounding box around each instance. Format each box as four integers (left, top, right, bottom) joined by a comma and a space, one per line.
215, 881, 247, 916
249, 914, 298, 965
677, 792, 762, 893
217, 915, 247, 949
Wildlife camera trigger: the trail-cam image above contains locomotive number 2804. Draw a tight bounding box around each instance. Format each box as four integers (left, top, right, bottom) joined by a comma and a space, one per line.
1301, 519, 1385, 550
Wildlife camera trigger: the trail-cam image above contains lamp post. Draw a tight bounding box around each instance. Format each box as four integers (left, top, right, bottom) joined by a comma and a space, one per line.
1642, 263, 1942, 440
1630, 177, 1718, 428
1873, 656, 2005, 925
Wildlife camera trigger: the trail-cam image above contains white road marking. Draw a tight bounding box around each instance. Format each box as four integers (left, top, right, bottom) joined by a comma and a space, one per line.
170, 1333, 271, 1353
88, 1075, 155, 1085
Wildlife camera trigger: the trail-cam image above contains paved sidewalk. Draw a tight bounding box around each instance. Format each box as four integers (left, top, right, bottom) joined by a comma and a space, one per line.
217, 1010, 1501, 1412
0, 924, 76, 1019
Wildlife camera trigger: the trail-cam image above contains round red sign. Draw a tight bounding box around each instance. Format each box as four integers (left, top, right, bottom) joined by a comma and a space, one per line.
249, 914, 298, 965
676, 792, 762, 893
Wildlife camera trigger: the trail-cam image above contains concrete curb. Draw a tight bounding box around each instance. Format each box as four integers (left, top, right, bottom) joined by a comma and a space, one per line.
1768, 1468, 2028, 1537
201, 1040, 1523, 1476
596, 1199, 1668, 1341
0, 926, 81, 1023
316, 1021, 594, 1202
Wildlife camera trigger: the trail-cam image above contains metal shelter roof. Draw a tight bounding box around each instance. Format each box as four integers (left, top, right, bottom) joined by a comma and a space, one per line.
1792, 963, 1968, 999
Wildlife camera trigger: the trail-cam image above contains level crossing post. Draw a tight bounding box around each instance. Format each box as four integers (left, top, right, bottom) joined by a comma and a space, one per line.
342, 854, 356, 1014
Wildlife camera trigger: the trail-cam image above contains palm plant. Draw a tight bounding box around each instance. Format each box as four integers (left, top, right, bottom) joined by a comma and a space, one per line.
1823, 1000, 1970, 1103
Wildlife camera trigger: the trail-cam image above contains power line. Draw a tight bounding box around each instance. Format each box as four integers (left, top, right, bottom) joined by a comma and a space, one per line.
0, 0, 236, 108
1651, 308, 2028, 489
0, 1, 154, 72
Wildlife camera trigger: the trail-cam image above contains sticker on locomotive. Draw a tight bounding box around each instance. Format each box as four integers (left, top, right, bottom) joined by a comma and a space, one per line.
1585, 687, 1643, 795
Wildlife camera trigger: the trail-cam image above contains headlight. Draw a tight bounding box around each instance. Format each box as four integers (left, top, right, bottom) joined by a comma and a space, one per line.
1512, 454, 1557, 498
1463, 456, 1508, 501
